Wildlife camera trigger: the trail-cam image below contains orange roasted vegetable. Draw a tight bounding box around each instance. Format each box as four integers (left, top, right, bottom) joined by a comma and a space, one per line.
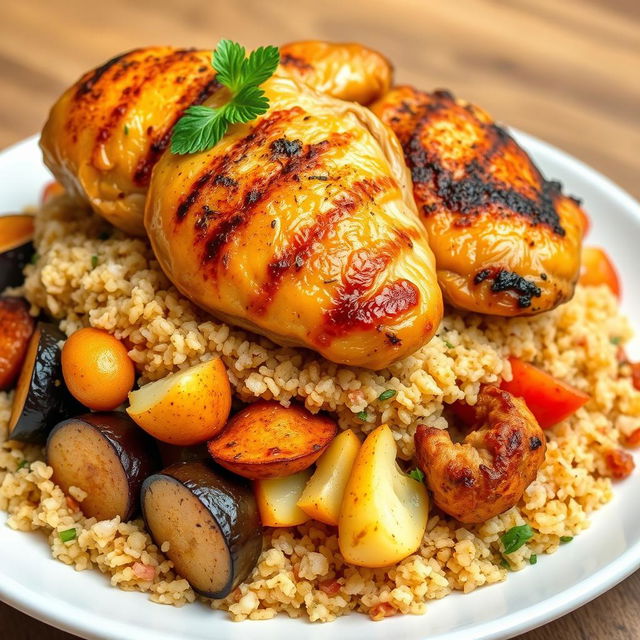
207, 401, 337, 479
501, 358, 589, 429
62, 327, 135, 411
579, 246, 621, 299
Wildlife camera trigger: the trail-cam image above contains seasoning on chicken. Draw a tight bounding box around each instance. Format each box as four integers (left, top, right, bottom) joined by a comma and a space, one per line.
145, 75, 443, 370
40, 47, 221, 236
41, 42, 392, 237
279, 41, 392, 105
414, 385, 546, 523
371, 87, 585, 316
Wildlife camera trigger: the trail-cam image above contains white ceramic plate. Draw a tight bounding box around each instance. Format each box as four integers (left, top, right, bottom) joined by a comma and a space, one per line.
1, 134, 639, 640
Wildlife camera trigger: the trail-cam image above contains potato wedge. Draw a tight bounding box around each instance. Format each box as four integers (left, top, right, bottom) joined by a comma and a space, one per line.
297, 429, 361, 525
339, 424, 429, 568
207, 401, 337, 479
127, 358, 231, 445
254, 469, 312, 527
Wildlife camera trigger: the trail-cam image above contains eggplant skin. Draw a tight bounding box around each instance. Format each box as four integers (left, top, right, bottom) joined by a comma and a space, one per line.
9, 322, 73, 443
142, 461, 263, 598
0, 241, 34, 291
48, 412, 161, 521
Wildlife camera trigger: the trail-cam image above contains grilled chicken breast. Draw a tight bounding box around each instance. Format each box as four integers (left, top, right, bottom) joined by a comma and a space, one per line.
41, 42, 392, 237
279, 41, 392, 105
371, 87, 585, 316
40, 47, 220, 236
145, 76, 443, 369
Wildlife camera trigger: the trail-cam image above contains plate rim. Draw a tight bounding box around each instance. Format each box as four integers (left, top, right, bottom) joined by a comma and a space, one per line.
0, 131, 639, 640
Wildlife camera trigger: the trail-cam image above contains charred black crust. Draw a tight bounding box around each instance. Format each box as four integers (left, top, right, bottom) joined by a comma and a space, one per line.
491, 270, 541, 308
388, 90, 567, 236
529, 436, 542, 451
270, 138, 303, 157
473, 267, 541, 308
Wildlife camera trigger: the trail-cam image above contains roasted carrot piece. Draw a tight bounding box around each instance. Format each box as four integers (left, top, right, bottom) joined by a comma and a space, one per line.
579, 246, 621, 299
501, 358, 589, 429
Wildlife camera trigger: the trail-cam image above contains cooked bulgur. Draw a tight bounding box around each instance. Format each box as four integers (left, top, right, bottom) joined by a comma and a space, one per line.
1, 195, 639, 622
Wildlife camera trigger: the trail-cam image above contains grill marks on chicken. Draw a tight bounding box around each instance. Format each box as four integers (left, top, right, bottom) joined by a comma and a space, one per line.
145, 76, 443, 369
72, 48, 220, 184
371, 86, 585, 316
317, 230, 422, 345
41, 46, 222, 236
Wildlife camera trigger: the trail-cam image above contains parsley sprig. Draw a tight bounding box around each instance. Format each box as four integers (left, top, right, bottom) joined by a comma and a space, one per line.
171, 40, 280, 154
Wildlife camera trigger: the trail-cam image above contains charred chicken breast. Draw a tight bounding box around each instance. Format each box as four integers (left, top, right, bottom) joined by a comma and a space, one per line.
41, 42, 392, 237
371, 87, 585, 316
145, 76, 443, 369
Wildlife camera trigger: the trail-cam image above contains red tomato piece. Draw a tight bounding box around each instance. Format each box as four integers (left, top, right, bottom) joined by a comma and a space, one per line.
604, 448, 635, 479
501, 358, 590, 429
579, 246, 621, 299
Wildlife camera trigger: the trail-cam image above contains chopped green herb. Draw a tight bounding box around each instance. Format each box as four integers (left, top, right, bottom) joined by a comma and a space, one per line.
30, 252, 39, 265
559, 536, 573, 544
16, 459, 29, 470
444, 340, 455, 349
610, 336, 622, 346
500, 558, 511, 570
356, 410, 368, 422
378, 389, 397, 402
123, 124, 129, 136
171, 40, 280, 154
59, 528, 77, 543
501, 524, 534, 554
91, 255, 98, 269
98, 231, 111, 241
408, 468, 425, 483
529, 554, 538, 565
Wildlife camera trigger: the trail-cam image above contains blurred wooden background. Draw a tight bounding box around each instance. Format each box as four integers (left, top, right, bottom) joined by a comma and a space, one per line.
0, 0, 639, 638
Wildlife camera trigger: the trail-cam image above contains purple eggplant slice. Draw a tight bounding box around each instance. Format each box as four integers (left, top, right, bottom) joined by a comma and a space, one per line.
141, 461, 263, 598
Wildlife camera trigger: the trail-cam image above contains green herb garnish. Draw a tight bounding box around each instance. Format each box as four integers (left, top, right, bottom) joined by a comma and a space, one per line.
356, 411, 368, 422
123, 124, 129, 136
444, 340, 455, 349
500, 558, 511, 570
30, 252, 39, 265
501, 524, 534, 554
171, 40, 280, 154
59, 528, 77, 543
408, 468, 425, 483
91, 255, 99, 269
559, 535, 574, 544
16, 459, 29, 470
378, 389, 397, 402
529, 554, 538, 565
610, 337, 622, 346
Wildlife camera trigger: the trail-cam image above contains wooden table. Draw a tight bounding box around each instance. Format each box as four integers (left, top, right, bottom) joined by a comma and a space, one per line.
0, 0, 638, 638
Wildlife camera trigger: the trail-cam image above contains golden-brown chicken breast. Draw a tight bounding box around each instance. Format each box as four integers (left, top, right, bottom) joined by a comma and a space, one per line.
371, 87, 585, 316
415, 385, 546, 523
40, 47, 221, 236
145, 76, 443, 370
279, 41, 392, 105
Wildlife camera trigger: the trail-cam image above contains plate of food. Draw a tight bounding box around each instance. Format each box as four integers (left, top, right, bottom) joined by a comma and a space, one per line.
0, 39, 639, 640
